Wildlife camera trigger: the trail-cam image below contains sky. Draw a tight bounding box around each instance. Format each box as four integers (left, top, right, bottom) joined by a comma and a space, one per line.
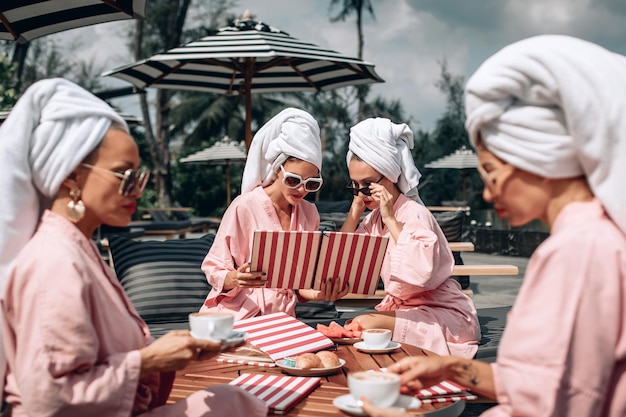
45, 0, 626, 132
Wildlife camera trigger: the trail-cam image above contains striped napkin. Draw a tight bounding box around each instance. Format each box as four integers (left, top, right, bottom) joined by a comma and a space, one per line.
233, 312, 334, 361
230, 373, 320, 414
217, 344, 277, 367
377, 369, 476, 403
414, 380, 477, 403
216, 357, 277, 367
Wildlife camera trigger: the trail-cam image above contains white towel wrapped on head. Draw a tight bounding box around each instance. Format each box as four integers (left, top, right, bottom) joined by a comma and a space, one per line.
0, 78, 127, 290
347, 117, 423, 203
241, 108, 322, 193
465, 34, 626, 235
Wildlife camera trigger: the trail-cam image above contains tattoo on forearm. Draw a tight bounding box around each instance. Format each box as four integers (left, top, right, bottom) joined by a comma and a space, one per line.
463, 362, 479, 386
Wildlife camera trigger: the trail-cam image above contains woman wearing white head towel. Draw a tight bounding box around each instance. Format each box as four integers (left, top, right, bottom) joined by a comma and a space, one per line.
200, 108, 348, 320
341, 117, 480, 359
0, 79, 266, 417
361, 35, 626, 417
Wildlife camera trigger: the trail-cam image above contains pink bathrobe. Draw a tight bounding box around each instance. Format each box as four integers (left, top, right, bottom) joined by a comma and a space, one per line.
357, 194, 480, 358
484, 199, 626, 417
201, 186, 319, 320
1, 211, 267, 417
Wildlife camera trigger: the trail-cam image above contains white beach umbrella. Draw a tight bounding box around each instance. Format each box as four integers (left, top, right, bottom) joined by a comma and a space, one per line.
425, 146, 479, 201
179, 136, 247, 205
1, 0, 147, 43
102, 11, 384, 150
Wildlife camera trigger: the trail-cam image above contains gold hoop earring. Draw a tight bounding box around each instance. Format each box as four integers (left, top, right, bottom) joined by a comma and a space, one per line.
66, 188, 86, 223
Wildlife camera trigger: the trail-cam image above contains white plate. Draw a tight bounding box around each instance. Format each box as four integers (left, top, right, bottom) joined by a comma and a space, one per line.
190, 331, 247, 347
330, 336, 362, 345
353, 341, 401, 353
275, 358, 346, 376
332, 394, 421, 416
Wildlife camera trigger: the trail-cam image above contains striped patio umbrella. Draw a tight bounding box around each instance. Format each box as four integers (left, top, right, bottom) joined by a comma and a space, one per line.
179, 136, 247, 205
424, 146, 478, 170
424, 146, 479, 201
102, 12, 385, 150
0, 109, 143, 127
1, 0, 147, 44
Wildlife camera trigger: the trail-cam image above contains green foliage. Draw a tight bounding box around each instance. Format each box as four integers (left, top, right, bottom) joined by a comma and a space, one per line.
329, 0, 375, 23
413, 61, 485, 208
171, 141, 235, 216
0, 53, 18, 109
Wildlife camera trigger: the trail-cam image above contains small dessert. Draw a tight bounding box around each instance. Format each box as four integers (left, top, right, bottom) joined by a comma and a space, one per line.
315, 350, 340, 368
295, 352, 323, 369
283, 357, 296, 367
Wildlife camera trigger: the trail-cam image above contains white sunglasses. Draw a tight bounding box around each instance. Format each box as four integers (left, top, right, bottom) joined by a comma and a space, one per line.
280, 165, 323, 192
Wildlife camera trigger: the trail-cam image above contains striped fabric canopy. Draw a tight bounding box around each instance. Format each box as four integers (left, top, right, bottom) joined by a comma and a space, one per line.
103, 20, 384, 95
102, 16, 385, 149
1, 0, 147, 43
179, 136, 247, 165
425, 146, 478, 202
424, 146, 479, 170
179, 136, 247, 204
0, 109, 143, 126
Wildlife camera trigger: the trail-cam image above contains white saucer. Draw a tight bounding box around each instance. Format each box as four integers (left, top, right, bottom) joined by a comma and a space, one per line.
190, 330, 247, 347
333, 394, 421, 416
353, 341, 401, 353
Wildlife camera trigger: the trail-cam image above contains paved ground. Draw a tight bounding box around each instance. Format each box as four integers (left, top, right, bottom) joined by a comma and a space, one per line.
461, 252, 528, 309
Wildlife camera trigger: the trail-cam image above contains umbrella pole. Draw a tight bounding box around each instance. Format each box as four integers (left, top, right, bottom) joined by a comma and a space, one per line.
462, 169, 467, 202
225, 162, 232, 206
244, 71, 253, 152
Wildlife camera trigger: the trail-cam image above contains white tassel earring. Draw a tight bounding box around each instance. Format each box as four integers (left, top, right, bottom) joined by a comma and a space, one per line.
67, 188, 86, 222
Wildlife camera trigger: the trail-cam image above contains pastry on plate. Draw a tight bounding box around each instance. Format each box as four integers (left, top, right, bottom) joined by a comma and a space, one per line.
295, 352, 323, 369
315, 350, 340, 368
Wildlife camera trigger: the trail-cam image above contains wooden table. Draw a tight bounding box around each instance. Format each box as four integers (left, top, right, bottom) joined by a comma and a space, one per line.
167, 343, 466, 416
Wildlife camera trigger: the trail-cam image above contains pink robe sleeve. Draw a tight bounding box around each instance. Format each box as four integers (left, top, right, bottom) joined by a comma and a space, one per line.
487, 222, 624, 416
4, 255, 144, 417
201, 201, 252, 294
358, 202, 454, 293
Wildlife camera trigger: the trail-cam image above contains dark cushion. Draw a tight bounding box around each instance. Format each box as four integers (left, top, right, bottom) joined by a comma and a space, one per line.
108, 234, 214, 325
431, 210, 465, 242
431, 210, 470, 289
315, 200, 352, 213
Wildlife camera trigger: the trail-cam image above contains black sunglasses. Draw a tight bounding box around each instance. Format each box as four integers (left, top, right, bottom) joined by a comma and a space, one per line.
346, 175, 384, 196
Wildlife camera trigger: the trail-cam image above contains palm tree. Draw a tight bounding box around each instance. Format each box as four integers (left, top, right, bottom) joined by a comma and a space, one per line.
329, 0, 376, 120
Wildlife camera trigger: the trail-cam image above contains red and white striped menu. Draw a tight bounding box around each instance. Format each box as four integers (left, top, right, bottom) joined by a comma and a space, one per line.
233, 312, 335, 361
230, 373, 320, 414
414, 380, 477, 404
250, 230, 388, 295
377, 369, 477, 404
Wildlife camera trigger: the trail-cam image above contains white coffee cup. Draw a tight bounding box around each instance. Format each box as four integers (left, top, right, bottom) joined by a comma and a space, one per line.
348, 371, 401, 408
362, 328, 392, 349
188, 312, 234, 340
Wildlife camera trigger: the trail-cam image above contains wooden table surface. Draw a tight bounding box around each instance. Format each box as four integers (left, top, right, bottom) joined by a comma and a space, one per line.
167, 342, 465, 416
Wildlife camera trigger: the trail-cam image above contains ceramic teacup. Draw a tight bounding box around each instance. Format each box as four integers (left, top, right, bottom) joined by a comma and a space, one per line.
188, 312, 234, 341
361, 328, 392, 349
347, 371, 401, 407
